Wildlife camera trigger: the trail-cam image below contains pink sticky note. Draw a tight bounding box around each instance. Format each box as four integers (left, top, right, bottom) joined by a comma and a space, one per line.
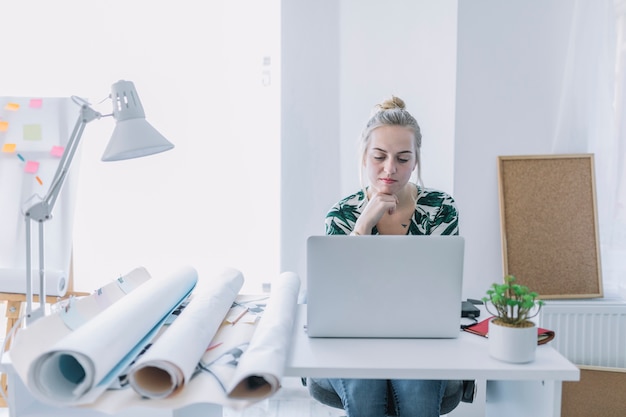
24, 161, 39, 174
4, 103, 20, 111
0, 121, 8, 132
50, 145, 65, 157
29, 98, 43, 109
2, 143, 16, 153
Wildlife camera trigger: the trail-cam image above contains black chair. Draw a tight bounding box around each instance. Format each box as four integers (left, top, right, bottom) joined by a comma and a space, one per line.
303, 378, 476, 416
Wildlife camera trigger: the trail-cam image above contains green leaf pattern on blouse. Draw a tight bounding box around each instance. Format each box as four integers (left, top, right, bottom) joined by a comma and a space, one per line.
325, 185, 459, 236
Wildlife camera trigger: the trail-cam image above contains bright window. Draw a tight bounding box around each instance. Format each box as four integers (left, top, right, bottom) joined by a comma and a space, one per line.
0, 0, 280, 293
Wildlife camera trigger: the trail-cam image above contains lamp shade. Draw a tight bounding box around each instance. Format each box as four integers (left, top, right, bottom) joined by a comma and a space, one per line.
101, 80, 174, 161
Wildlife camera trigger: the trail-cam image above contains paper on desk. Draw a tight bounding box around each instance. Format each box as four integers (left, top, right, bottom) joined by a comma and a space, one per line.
127, 267, 244, 399
12, 266, 198, 407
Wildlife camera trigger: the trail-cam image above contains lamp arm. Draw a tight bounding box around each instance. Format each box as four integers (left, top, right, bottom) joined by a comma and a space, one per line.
24, 104, 101, 221
23, 102, 101, 324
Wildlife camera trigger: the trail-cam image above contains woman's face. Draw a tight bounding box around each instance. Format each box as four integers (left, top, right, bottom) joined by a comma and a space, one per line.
364, 125, 417, 195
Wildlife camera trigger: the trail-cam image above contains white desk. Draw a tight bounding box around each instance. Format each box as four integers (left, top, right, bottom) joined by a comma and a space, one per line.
284, 305, 580, 417
1, 305, 580, 417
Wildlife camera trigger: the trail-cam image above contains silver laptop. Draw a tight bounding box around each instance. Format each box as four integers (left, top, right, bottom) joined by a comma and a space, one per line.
306, 235, 465, 338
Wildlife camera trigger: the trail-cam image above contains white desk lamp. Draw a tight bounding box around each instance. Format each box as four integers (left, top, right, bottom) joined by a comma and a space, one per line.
22, 80, 174, 324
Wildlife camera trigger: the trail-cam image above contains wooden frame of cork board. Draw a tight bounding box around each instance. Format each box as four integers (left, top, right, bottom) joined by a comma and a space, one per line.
497, 154, 602, 299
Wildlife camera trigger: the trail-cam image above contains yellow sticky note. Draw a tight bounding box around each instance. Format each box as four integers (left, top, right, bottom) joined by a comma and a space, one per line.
2, 143, 16, 153
0, 120, 8, 132
23, 124, 42, 141
4, 103, 20, 111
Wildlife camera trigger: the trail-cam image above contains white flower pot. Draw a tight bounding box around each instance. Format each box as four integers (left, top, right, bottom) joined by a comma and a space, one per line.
488, 319, 537, 363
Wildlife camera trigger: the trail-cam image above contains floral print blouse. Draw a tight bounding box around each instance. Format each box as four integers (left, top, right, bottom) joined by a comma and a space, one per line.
325, 184, 459, 236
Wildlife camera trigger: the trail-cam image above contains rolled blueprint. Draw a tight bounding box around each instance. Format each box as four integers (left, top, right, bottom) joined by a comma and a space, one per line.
127, 267, 244, 399
228, 271, 301, 398
25, 266, 198, 406
0, 268, 67, 296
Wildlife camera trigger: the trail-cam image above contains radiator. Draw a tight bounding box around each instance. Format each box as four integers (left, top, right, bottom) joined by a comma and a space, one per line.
540, 299, 626, 368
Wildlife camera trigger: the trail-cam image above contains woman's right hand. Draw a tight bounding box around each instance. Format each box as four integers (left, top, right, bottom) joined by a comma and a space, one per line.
352, 191, 398, 235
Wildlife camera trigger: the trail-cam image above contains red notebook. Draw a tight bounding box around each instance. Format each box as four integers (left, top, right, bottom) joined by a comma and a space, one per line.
464, 316, 555, 345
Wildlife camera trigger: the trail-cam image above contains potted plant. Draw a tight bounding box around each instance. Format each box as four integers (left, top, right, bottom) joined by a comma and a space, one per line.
482, 275, 544, 363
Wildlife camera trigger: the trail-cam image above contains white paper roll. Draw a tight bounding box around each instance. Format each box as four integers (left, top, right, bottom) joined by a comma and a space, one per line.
26, 265, 198, 406
0, 268, 67, 296
128, 267, 245, 399
227, 271, 301, 398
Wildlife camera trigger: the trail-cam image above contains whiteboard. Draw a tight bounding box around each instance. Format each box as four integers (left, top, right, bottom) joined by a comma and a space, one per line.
0, 97, 80, 296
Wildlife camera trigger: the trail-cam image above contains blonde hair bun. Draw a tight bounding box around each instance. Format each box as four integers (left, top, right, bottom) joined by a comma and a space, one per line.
377, 95, 406, 111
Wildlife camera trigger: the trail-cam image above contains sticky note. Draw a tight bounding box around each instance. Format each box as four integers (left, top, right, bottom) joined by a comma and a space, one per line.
50, 145, 65, 157
2, 143, 16, 153
29, 98, 43, 109
23, 124, 42, 141
0, 121, 8, 132
4, 103, 20, 111
25, 161, 39, 174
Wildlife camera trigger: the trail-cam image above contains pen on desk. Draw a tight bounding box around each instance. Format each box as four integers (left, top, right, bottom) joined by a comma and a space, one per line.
206, 342, 223, 352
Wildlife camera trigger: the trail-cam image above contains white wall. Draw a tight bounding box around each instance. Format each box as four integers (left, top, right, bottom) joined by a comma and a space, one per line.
1, 0, 281, 293
339, 1, 458, 196
281, 0, 458, 290
281, 0, 341, 291
455, 0, 578, 299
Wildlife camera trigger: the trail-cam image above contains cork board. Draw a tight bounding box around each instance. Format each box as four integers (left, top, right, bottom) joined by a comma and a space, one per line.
562, 366, 626, 417
498, 154, 602, 299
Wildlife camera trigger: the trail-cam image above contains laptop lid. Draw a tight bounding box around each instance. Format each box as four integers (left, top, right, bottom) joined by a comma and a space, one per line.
306, 235, 465, 338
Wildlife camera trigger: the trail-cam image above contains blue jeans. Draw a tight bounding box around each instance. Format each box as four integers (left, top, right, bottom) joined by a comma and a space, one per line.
313, 378, 446, 417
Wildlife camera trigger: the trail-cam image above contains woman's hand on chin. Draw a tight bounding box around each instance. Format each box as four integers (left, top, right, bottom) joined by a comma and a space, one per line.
354, 191, 398, 234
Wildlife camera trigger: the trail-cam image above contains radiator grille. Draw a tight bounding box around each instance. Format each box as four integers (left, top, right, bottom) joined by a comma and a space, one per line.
540, 300, 626, 368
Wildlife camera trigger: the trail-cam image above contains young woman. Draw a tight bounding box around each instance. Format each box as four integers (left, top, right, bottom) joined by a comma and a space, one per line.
314, 96, 459, 417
